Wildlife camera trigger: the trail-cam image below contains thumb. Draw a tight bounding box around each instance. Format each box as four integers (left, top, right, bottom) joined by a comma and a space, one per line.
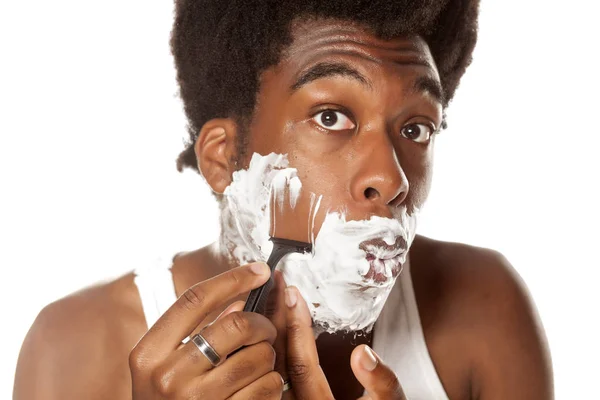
351, 344, 406, 400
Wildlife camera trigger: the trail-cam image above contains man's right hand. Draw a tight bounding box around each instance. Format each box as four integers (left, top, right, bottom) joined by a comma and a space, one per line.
129, 262, 284, 399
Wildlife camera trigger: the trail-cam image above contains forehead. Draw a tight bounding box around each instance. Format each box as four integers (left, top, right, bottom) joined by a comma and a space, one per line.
278, 18, 439, 79
257, 17, 444, 108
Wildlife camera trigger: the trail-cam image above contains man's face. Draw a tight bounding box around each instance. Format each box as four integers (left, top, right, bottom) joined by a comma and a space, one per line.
242, 18, 443, 242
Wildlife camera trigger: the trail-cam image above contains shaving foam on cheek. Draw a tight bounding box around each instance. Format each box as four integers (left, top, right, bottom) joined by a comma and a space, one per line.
220, 152, 419, 334
220, 153, 300, 264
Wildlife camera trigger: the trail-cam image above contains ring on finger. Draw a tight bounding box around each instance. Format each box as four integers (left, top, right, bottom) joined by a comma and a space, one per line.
191, 331, 222, 367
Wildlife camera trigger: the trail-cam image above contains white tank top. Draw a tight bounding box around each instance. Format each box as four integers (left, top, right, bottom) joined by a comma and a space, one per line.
133, 255, 449, 400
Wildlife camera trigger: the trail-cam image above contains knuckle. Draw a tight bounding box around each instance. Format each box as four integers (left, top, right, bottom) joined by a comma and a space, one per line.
267, 371, 284, 392
251, 372, 283, 400
228, 268, 244, 287
182, 285, 207, 310
150, 365, 176, 396
128, 347, 147, 373
256, 341, 276, 367
286, 356, 312, 384
286, 320, 304, 338
226, 312, 251, 336
221, 359, 253, 387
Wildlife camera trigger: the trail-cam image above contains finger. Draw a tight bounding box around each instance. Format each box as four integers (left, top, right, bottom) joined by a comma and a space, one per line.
206, 299, 247, 331
227, 370, 284, 400
188, 341, 276, 399
165, 311, 277, 379
267, 270, 288, 377
285, 286, 333, 400
177, 300, 246, 349
217, 300, 246, 320
137, 262, 270, 358
351, 345, 406, 400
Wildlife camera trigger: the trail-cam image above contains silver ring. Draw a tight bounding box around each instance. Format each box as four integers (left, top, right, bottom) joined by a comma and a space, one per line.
283, 380, 292, 392
191, 332, 222, 367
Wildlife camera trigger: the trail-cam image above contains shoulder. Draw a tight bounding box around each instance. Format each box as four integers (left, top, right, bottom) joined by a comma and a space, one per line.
14, 273, 147, 399
411, 235, 543, 331
410, 236, 554, 399
411, 236, 526, 311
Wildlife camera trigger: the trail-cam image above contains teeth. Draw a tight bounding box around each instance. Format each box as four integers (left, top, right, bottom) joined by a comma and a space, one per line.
373, 259, 385, 274
367, 258, 400, 278
364, 251, 404, 283
383, 259, 394, 275
364, 247, 404, 260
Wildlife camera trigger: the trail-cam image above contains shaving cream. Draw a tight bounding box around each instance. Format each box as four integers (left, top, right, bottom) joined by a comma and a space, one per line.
220, 152, 418, 333
220, 153, 301, 264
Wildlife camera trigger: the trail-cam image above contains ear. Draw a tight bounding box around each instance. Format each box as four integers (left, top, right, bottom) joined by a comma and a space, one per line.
194, 118, 239, 194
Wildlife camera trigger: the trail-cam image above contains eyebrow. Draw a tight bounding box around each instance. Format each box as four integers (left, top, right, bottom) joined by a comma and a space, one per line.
290, 61, 445, 105
291, 62, 372, 91
409, 75, 445, 106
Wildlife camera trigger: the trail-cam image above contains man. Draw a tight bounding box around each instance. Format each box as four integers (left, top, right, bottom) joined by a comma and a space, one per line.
14, 1, 553, 399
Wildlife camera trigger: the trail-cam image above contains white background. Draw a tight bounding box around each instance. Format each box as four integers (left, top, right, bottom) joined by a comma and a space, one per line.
1, 1, 599, 398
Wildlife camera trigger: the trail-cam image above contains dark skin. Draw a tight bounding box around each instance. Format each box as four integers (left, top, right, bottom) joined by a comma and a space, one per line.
14, 18, 553, 400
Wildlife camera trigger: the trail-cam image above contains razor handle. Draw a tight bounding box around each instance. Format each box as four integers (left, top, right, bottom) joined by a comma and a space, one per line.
228, 238, 312, 358
242, 238, 312, 315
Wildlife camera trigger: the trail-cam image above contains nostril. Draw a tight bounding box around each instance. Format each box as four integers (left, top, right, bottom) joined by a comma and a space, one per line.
364, 187, 380, 200
389, 190, 406, 207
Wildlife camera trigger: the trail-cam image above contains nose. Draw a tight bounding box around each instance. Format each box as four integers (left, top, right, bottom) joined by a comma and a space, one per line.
351, 136, 409, 209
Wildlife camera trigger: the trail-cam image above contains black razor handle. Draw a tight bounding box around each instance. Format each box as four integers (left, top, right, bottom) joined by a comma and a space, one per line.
229, 238, 313, 358
243, 237, 312, 315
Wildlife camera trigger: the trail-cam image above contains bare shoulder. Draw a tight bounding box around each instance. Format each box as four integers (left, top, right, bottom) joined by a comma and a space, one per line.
14, 272, 147, 400
411, 235, 528, 308
13, 247, 219, 400
410, 235, 554, 400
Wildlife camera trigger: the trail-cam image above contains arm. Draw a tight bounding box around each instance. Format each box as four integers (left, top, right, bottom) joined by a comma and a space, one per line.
471, 253, 554, 400
15, 263, 283, 400
13, 298, 109, 400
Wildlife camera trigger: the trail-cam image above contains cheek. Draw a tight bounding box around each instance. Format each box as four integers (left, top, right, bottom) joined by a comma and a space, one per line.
269, 189, 316, 242
269, 169, 347, 243
399, 144, 434, 211
243, 126, 286, 164
242, 122, 352, 243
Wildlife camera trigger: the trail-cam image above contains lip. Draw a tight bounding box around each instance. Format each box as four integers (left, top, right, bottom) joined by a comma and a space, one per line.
359, 236, 407, 284
359, 236, 407, 257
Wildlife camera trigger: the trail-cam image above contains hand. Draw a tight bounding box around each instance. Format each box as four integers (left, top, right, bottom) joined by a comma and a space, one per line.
267, 271, 407, 400
351, 344, 407, 400
128, 262, 284, 399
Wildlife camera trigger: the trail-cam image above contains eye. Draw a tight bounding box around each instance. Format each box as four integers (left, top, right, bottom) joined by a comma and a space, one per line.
400, 123, 434, 143
311, 110, 356, 131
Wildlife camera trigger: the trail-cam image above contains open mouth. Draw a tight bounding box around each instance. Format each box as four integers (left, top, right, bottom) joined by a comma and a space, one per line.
363, 253, 404, 283
359, 236, 407, 284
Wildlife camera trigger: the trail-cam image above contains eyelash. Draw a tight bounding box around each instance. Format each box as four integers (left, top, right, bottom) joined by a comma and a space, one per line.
400, 123, 437, 144
310, 109, 356, 132
309, 107, 438, 141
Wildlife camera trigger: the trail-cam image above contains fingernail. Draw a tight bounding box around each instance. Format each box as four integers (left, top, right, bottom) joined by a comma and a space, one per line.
285, 287, 297, 308
361, 346, 378, 372
250, 262, 269, 275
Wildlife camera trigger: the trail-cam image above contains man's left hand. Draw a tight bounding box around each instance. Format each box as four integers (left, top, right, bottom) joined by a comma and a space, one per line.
267, 271, 407, 400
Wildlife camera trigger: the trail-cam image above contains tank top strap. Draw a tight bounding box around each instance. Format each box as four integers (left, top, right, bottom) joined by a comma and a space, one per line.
133, 254, 179, 330
371, 255, 449, 399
